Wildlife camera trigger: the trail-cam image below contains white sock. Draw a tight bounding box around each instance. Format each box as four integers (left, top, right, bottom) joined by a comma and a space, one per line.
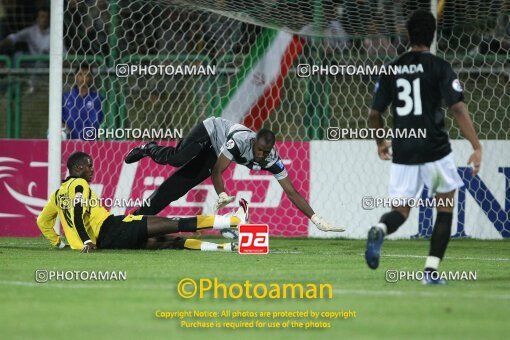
425, 256, 441, 271
213, 215, 230, 230
200, 242, 219, 251
376, 222, 387, 235
221, 243, 233, 252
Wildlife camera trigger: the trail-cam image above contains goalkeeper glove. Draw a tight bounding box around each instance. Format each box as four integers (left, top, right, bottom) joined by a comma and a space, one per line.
311, 214, 345, 232
213, 192, 235, 212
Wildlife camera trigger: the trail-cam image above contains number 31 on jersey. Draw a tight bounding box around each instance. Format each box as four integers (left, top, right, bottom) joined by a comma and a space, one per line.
396, 78, 422, 116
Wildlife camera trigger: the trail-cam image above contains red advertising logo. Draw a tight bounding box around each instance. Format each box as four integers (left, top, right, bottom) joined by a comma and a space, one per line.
238, 224, 269, 254
0, 140, 310, 237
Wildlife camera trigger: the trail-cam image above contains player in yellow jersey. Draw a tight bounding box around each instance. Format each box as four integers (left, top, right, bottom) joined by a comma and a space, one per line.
37, 152, 248, 253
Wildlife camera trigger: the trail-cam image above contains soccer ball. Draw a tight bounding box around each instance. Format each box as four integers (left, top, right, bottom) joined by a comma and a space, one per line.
220, 228, 238, 240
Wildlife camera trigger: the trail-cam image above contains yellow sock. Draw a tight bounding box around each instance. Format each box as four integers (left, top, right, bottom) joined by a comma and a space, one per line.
184, 239, 202, 250
196, 215, 241, 230
196, 216, 215, 230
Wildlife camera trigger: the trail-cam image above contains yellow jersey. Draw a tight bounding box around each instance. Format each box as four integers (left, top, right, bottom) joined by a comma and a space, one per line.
37, 177, 112, 250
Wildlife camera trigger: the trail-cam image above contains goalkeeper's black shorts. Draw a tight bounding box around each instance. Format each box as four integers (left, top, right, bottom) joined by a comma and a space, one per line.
97, 215, 148, 249
148, 122, 212, 167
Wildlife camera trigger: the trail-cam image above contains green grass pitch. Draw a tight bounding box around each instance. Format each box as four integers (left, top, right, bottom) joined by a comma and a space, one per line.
1, 237, 508, 339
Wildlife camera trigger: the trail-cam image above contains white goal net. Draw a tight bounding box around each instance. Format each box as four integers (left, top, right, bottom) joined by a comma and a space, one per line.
59, 0, 509, 238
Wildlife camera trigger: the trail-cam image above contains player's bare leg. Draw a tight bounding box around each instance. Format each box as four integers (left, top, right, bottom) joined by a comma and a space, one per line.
365, 205, 411, 270
144, 235, 185, 249
423, 190, 455, 285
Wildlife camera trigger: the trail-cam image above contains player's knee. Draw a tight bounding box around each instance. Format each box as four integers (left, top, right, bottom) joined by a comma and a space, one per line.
391, 207, 410, 220
436, 206, 454, 214
436, 192, 455, 213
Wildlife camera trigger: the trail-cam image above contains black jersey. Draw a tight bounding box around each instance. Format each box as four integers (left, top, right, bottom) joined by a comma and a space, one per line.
371, 51, 464, 164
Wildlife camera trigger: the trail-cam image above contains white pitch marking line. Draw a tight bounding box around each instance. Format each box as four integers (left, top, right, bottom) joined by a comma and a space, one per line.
333, 289, 510, 300
270, 251, 304, 254
0, 280, 117, 289
0, 280, 170, 290
382, 254, 510, 262
1, 280, 509, 300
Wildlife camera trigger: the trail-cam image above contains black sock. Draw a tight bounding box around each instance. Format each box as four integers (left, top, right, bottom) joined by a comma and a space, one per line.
152, 236, 186, 250
429, 212, 453, 261
380, 211, 406, 235
177, 217, 198, 232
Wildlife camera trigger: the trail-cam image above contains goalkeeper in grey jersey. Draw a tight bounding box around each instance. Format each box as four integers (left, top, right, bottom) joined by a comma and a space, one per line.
125, 117, 344, 232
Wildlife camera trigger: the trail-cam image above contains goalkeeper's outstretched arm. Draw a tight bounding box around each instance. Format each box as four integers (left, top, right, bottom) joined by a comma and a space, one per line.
278, 177, 314, 218
211, 154, 231, 195
211, 154, 236, 211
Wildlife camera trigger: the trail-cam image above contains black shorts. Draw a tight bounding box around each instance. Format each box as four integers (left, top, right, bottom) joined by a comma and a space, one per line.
97, 215, 148, 249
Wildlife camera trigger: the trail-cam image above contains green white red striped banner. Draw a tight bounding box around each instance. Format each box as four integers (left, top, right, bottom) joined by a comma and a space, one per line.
217, 29, 304, 130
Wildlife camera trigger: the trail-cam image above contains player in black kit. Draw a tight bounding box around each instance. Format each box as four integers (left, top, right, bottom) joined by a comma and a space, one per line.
365, 10, 482, 284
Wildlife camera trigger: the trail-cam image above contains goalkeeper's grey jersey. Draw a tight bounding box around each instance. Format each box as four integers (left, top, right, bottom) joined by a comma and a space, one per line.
202, 117, 288, 180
